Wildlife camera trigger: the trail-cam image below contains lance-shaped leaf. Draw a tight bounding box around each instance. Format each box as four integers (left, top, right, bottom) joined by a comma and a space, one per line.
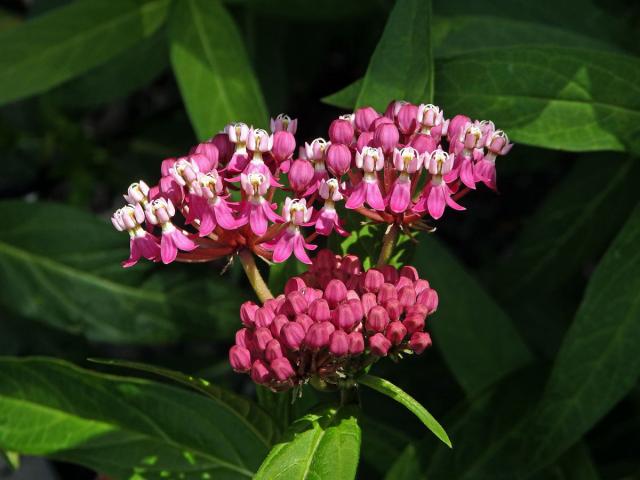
459, 204, 640, 478
358, 375, 451, 447
169, 0, 268, 140
0, 201, 240, 343
0, 357, 270, 479
355, 0, 434, 110
413, 236, 533, 395
89, 358, 276, 447
254, 404, 361, 480
0, 0, 169, 105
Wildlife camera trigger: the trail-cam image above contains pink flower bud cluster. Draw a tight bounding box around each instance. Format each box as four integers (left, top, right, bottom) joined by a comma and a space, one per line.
229, 250, 435, 390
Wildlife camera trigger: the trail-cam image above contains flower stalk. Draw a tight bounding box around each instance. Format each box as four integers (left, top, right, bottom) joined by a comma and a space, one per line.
376, 223, 399, 267
238, 249, 274, 303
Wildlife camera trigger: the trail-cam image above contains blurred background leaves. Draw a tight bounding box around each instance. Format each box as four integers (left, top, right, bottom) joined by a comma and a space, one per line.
0, 0, 640, 478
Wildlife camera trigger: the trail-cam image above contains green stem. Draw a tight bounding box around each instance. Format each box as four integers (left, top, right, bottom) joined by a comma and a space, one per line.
238, 249, 274, 304
376, 223, 399, 267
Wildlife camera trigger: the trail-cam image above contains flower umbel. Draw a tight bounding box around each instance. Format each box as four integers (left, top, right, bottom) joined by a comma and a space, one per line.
229, 250, 435, 391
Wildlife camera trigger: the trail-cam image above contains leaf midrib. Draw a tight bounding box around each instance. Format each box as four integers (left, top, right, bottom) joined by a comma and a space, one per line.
187, 0, 234, 121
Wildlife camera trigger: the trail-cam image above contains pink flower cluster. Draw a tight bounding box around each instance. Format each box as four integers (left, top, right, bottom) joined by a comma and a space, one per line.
229, 250, 436, 390
111, 103, 510, 267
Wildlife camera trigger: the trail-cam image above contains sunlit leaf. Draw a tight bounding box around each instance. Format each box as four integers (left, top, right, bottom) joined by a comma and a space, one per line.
254, 404, 361, 480
169, 0, 268, 140
89, 358, 276, 447
0, 357, 269, 479
0, 0, 169, 105
355, 0, 433, 110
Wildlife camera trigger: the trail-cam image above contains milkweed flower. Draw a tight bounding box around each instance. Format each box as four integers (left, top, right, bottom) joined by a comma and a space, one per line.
111, 104, 510, 267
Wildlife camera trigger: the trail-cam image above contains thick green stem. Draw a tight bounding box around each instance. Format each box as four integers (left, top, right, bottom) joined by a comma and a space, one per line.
340, 385, 359, 406
376, 223, 399, 267
238, 249, 274, 304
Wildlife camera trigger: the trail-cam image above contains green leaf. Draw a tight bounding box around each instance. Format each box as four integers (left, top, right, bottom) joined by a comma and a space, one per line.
355, 0, 433, 110
325, 46, 640, 154
431, 14, 616, 57
0, 357, 269, 479
88, 358, 276, 447
0, 0, 169, 105
169, 0, 268, 140
495, 156, 639, 298
359, 415, 411, 475
461, 203, 640, 477
383, 444, 423, 480
0, 201, 240, 343
358, 374, 451, 448
50, 28, 169, 108
436, 47, 640, 153
413, 235, 533, 395
254, 404, 361, 480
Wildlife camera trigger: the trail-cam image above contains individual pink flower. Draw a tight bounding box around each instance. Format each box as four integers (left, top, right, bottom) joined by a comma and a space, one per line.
123, 180, 151, 206
191, 171, 240, 236
415, 149, 465, 220
346, 146, 385, 210
238, 171, 281, 235
417, 104, 448, 141
449, 121, 485, 189
226, 122, 250, 172
389, 147, 423, 214
247, 128, 273, 164
268, 198, 316, 264
112, 204, 160, 267
315, 179, 348, 236
169, 158, 200, 191
474, 130, 513, 191
144, 198, 197, 264
303, 138, 330, 194
270, 113, 298, 134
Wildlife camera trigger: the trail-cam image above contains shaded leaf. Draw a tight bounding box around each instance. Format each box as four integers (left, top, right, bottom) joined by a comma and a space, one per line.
169, 0, 268, 140
0, 201, 240, 343
358, 374, 451, 447
89, 358, 276, 447
51, 29, 169, 108
460, 204, 640, 478
0, 0, 169, 105
359, 415, 411, 475
254, 404, 361, 480
0, 357, 269, 479
355, 0, 433, 110
413, 235, 533, 395
383, 444, 423, 480
495, 156, 640, 298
